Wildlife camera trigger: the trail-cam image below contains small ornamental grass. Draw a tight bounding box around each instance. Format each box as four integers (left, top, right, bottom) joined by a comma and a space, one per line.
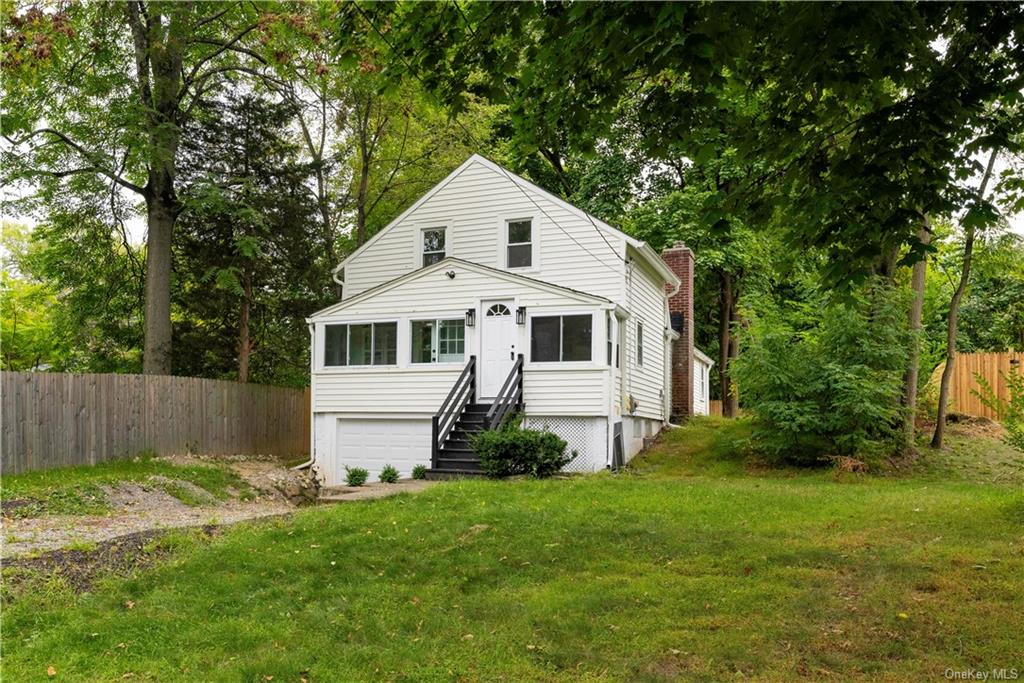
471, 417, 573, 478
344, 466, 369, 487
411, 464, 428, 480
379, 464, 399, 484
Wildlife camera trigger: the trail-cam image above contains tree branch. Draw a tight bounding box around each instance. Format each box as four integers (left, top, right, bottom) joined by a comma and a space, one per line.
10, 129, 147, 196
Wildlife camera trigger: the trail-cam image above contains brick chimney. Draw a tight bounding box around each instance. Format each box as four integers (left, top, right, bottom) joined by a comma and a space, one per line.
662, 241, 694, 422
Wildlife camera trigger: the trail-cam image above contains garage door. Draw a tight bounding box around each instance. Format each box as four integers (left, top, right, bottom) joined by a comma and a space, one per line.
332, 418, 431, 485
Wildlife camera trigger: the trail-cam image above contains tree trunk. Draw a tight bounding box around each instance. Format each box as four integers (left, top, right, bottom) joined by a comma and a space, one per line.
130, 1, 184, 376
932, 148, 999, 448
902, 217, 932, 450
718, 270, 738, 417
237, 273, 252, 383
726, 281, 740, 417
142, 197, 175, 375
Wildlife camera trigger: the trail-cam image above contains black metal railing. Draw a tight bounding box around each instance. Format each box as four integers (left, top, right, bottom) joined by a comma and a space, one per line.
432, 355, 476, 468
484, 354, 524, 431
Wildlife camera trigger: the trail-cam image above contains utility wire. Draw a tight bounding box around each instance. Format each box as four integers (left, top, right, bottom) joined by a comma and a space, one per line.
354, 4, 627, 272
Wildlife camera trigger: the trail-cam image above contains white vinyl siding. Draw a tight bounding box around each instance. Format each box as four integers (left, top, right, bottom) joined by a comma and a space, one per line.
624, 252, 670, 421
311, 261, 611, 417
340, 159, 626, 302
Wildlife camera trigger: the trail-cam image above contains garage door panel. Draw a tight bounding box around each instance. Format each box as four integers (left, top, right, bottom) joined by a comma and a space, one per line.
329, 418, 431, 485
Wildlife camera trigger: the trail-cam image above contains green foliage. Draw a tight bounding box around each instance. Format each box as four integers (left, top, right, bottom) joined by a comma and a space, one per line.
471, 420, 572, 478
732, 279, 910, 466
973, 368, 1024, 451
411, 464, 428, 480
344, 466, 369, 487
378, 464, 399, 484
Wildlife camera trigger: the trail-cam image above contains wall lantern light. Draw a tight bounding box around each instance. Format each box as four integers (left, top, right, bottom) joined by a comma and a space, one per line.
466, 308, 476, 327
516, 306, 527, 325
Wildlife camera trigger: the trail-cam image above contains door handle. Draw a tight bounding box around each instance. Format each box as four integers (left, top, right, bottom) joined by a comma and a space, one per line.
510, 350, 514, 360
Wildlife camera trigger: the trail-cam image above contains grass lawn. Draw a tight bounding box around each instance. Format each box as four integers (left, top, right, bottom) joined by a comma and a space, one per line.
2, 418, 1022, 681
1, 455, 253, 517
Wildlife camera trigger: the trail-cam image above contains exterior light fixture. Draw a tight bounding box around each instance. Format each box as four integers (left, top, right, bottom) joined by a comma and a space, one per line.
466, 308, 476, 327
516, 306, 527, 325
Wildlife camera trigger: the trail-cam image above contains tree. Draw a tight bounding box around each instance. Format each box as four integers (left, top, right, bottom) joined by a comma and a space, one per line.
932, 148, 1006, 447
2, 1, 294, 374
173, 94, 331, 385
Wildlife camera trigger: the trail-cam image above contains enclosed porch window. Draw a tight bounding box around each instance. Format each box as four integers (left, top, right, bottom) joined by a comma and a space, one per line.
323, 322, 397, 366
411, 319, 465, 363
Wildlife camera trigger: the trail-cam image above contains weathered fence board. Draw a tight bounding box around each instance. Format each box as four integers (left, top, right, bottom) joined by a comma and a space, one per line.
929, 352, 1024, 420
1, 372, 310, 475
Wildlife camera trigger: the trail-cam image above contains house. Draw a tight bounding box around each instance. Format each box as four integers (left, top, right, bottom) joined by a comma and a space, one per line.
307, 154, 711, 485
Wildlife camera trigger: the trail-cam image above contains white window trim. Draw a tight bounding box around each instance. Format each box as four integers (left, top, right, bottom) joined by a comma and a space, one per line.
320, 320, 400, 370
413, 223, 452, 269
526, 308, 600, 368
497, 215, 540, 272
409, 316, 467, 365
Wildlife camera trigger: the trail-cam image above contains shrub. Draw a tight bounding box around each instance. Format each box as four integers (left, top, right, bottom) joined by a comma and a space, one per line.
471, 419, 573, 478
974, 367, 1024, 451
344, 466, 368, 487
379, 464, 399, 484
731, 279, 909, 467
411, 464, 428, 480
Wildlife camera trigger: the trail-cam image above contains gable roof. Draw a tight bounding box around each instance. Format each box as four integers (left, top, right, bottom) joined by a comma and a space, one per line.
309, 256, 611, 322
331, 154, 680, 288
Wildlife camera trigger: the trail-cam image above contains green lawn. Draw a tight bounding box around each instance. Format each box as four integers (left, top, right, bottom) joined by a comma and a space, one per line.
2, 418, 1022, 681
1, 455, 253, 517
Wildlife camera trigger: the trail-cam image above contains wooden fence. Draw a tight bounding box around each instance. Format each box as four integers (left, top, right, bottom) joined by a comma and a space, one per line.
1, 372, 310, 475
928, 352, 1024, 420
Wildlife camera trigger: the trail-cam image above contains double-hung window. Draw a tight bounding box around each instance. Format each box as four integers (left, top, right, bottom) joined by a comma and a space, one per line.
422, 228, 446, 267
324, 322, 397, 367
506, 219, 532, 268
411, 319, 465, 363
531, 314, 592, 362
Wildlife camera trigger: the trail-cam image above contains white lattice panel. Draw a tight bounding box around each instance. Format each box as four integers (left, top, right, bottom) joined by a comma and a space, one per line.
526, 416, 606, 472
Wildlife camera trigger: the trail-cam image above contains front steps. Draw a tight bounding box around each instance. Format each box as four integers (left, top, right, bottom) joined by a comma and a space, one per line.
425, 403, 488, 478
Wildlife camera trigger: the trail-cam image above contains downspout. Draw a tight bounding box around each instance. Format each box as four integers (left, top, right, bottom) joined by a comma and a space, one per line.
292, 322, 316, 471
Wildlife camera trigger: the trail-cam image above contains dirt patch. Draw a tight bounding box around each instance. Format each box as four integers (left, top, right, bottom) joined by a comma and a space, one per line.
1, 455, 316, 559
2, 527, 223, 595
946, 414, 1007, 440
1, 499, 34, 516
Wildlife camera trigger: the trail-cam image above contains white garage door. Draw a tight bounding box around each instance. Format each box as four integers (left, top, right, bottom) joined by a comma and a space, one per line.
331, 418, 431, 486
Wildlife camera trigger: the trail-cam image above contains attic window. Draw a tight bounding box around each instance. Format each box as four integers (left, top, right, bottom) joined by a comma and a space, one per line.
506, 219, 532, 268
422, 228, 446, 267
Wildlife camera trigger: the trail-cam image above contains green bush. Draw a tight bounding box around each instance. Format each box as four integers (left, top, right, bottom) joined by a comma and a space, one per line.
411, 464, 428, 480
974, 367, 1024, 451
379, 464, 399, 483
471, 419, 573, 478
732, 279, 909, 467
344, 466, 369, 487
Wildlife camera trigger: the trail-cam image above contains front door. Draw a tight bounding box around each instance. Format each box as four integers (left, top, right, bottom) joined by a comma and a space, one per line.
480, 301, 516, 398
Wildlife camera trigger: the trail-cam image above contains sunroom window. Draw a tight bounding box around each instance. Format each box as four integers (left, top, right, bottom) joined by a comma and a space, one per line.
411, 319, 465, 363
323, 322, 397, 366
531, 314, 592, 362
422, 228, 446, 267
506, 219, 532, 268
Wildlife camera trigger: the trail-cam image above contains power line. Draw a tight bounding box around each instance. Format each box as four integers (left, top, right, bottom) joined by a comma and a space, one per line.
354, 3, 627, 272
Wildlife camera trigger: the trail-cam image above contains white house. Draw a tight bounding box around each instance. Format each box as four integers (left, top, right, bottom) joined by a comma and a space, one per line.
307, 154, 709, 485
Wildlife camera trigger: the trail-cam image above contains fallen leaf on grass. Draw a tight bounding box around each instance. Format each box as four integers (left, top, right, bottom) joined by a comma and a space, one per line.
47, 665, 56, 677
898, 612, 909, 619
124, 600, 135, 610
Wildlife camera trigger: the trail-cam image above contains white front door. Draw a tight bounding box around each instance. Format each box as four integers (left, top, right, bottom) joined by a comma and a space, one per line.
480, 301, 517, 398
